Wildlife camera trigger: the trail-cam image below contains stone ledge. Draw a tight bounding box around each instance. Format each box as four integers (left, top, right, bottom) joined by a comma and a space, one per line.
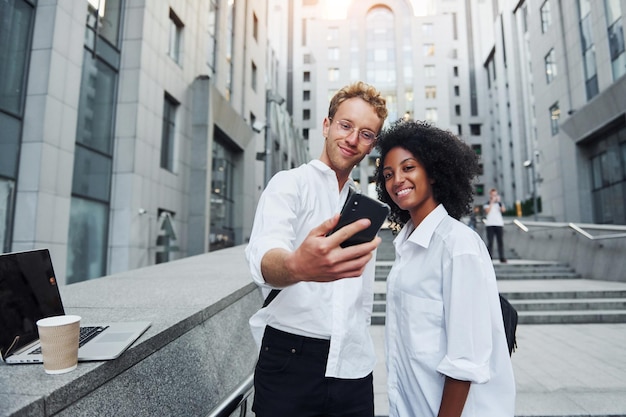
0, 245, 262, 417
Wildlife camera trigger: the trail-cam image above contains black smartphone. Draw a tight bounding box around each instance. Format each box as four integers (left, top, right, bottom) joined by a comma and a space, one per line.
328, 192, 390, 248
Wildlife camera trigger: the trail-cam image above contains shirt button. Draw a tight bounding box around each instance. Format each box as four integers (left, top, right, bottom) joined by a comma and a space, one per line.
291, 348, 296, 354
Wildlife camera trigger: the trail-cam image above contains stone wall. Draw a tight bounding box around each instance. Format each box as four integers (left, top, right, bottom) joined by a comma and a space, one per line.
1, 245, 262, 416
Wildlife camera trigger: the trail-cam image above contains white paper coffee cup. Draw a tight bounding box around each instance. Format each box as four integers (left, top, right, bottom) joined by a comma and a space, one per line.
36, 315, 81, 375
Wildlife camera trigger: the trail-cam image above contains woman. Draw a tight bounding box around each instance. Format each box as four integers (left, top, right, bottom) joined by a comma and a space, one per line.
375, 120, 515, 417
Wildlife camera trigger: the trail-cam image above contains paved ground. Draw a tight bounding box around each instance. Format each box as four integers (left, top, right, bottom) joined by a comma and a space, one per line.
371, 260, 626, 417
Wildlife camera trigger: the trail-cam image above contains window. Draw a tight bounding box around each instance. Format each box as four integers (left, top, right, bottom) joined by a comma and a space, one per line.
475, 184, 485, 196
303, 109, 311, 120
549, 102, 560, 135
67, 197, 109, 283
253, 12, 258, 41
425, 86, 436, 99
0, 0, 32, 258
590, 126, 626, 224
328, 68, 339, 81
328, 47, 339, 61
67, 1, 124, 283
168, 9, 184, 64
225, 1, 235, 100
425, 108, 438, 123
472, 144, 482, 155
87, 0, 123, 47
251, 61, 257, 91
424, 65, 436, 78
454, 85, 460, 96
211, 138, 236, 251
453, 66, 459, 77
303, 90, 310, 101
605, 0, 626, 80
423, 43, 435, 57
207, 0, 218, 72
470, 124, 482, 136
422, 23, 433, 36
0, 0, 35, 115
455, 105, 461, 116
303, 71, 311, 82
0, 178, 15, 252
328, 27, 339, 41
161, 94, 178, 171
579, 0, 598, 99
541, 0, 552, 33
303, 53, 312, 64
303, 128, 309, 140
545, 48, 557, 83
522, 4, 529, 33
365, 6, 396, 96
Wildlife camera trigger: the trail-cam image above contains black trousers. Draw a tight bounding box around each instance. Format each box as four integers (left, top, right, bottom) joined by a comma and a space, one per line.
486, 225, 506, 261
252, 326, 374, 417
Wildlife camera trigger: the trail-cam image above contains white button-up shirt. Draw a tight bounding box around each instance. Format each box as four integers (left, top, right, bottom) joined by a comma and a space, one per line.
246, 160, 376, 379
386, 204, 515, 417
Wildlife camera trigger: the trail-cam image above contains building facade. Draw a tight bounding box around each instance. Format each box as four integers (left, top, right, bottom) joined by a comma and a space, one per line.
476, 0, 626, 223
292, 0, 488, 201
0, 0, 309, 283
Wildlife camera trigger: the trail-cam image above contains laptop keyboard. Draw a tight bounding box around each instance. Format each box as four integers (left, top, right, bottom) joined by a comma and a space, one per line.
30, 326, 108, 355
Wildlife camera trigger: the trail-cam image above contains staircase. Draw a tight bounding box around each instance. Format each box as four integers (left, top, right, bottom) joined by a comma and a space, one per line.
372, 229, 626, 325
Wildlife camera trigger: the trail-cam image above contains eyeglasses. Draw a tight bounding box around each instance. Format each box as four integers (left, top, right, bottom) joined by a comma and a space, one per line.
331, 119, 378, 145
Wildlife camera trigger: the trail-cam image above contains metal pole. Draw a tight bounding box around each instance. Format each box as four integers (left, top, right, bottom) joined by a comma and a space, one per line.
531, 162, 538, 221
264, 99, 272, 187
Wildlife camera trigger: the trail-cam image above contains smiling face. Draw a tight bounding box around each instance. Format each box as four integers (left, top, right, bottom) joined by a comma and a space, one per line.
320, 97, 383, 188
382, 147, 438, 227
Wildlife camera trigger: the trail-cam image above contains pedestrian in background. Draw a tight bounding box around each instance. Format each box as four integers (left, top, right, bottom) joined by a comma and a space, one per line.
375, 120, 515, 417
246, 82, 388, 417
484, 188, 507, 263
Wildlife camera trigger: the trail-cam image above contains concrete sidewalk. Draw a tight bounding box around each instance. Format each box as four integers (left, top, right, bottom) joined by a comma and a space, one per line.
371, 323, 626, 416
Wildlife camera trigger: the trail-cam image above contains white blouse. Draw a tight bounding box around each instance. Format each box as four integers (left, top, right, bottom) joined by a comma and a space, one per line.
386, 204, 515, 417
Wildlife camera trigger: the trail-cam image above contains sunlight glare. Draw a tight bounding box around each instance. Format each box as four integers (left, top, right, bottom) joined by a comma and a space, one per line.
322, 0, 352, 20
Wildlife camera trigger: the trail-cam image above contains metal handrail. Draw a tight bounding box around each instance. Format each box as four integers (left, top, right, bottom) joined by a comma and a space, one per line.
206, 373, 254, 417
512, 219, 626, 240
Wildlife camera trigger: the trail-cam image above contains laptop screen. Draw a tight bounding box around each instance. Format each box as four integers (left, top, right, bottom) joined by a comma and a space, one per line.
0, 249, 65, 360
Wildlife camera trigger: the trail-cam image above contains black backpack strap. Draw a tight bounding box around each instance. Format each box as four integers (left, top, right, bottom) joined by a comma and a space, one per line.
262, 289, 281, 308
499, 294, 518, 355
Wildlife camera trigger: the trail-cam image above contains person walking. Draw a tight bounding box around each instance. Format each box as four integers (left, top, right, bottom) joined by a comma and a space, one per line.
484, 188, 507, 263
374, 120, 516, 417
245, 81, 388, 417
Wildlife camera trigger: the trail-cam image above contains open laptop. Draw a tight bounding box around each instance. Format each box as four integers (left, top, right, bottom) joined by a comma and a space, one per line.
0, 248, 151, 364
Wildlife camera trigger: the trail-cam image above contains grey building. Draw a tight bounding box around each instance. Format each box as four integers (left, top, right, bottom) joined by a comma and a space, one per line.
292, 0, 488, 201
476, 0, 626, 223
0, 0, 309, 284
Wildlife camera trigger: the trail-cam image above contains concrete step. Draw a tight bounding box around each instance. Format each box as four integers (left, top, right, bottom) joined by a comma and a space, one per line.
372, 261, 626, 326
510, 298, 626, 311
500, 289, 626, 300
372, 308, 626, 326
493, 262, 571, 272
518, 310, 626, 324
495, 271, 582, 280
374, 298, 626, 313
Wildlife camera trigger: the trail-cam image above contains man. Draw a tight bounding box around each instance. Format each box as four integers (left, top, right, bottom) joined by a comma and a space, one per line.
245, 82, 388, 417
484, 188, 507, 263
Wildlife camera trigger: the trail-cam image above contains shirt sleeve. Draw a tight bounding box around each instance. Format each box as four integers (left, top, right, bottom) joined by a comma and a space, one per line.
437, 243, 494, 384
245, 171, 301, 289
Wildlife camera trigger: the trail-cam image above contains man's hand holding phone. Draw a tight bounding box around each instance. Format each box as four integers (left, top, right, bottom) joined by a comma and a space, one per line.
261, 193, 389, 287
281, 214, 381, 283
